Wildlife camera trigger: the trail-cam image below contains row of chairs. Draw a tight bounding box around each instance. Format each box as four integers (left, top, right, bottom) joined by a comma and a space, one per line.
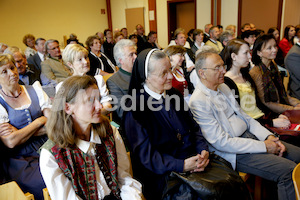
1, 163, 300, 200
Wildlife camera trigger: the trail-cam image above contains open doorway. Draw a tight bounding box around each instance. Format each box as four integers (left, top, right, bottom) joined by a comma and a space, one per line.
167, 0, 196, 42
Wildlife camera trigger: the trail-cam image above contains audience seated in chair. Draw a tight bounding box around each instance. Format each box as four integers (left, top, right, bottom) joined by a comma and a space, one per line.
0, 54, 51, 200
279, 25, 296, 58
27, 38, 46, 71
203, 24, 213, 43
40, 75, 142, 200
189, 51, 300, 200
223, 39, 300, 147
107, 39, 137, 124
136, 24, 147, 54
23, 34, 37, 59
191, 29, 205, 55
144, 31, 162, 50
5, 46, 56, 97
205, 26, 223, 54
86, 35, 117, 77
250, 34, 300, 114
124, 49, 249, 200
41, 39, 72, 84
285, 40, 300, 100
102, 29, 116, 64
56, 44, 112, 115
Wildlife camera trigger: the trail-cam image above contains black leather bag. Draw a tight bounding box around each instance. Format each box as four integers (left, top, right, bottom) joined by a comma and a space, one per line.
163, 153, 251, 200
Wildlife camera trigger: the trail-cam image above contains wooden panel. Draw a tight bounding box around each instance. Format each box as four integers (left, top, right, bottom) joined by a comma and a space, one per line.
106, 0, 112, 30
148, 0, 157, 31
125, 8, 145, 35
217, 0, 221, 25
240, 0, 279, 33
283, 0, 300, 30
176, 2, 195, 33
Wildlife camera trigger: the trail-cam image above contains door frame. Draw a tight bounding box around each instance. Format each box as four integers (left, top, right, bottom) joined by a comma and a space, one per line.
167, 0, 196, 42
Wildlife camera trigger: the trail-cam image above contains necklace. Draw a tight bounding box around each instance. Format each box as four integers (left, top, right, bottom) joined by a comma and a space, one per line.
1, 88, 22, 98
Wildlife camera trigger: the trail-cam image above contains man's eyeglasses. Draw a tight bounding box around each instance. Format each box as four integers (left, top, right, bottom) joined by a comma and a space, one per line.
48, 46, 60, 51
202, 65, 227, 71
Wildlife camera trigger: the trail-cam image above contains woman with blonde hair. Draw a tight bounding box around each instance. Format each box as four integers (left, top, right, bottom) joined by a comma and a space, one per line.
56, 44, 112, 115
40, 75, 142, 200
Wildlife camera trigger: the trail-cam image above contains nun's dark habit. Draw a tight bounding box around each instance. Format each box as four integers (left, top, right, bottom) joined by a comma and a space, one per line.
123, 49, 208, 200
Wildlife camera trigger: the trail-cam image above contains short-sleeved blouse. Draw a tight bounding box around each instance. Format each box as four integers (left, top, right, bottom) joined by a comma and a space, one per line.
0, 82, 50, 123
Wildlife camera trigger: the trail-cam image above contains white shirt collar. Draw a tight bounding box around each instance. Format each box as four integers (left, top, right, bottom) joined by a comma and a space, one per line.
75, 130, 102, 153
195, 42, 203, 49
209, 38, 217, 44
144, 84, 164, 100
37, 52, 44, 61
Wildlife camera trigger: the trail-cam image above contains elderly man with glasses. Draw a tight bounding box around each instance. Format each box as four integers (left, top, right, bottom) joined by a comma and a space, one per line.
189, 52, 300, 200
41, 39, 72, 83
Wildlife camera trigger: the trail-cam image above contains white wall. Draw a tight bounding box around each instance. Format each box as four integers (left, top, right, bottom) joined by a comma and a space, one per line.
221, 0, 238, 30
155, 0, 212, 48
196, 0, 211, 30
0, 0, 239, 51
110, 0, 149, 35
0, 0, 108, 50
156, 0, 169, 48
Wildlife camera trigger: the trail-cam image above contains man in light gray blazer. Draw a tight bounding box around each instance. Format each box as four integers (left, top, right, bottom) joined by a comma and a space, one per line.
285, 42, 300, 99
41, 39, 72, 83
189, 52, 300, 200
107, 39, 137, 123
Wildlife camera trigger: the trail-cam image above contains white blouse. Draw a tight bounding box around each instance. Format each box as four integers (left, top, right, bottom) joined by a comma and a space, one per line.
0, 81, 51, 123
40, 126, 142, 200
55, 75, 112, 103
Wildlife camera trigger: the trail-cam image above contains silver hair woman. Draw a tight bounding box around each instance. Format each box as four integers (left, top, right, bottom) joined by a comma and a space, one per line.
123, 49, 249, 200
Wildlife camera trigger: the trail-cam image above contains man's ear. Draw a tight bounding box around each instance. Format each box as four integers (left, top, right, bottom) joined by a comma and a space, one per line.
198, 69, 205, 79
65, 103, 73, 115
118, 58, 123, 66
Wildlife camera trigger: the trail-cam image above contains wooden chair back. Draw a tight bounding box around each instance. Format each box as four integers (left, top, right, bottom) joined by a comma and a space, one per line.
0, 181, 34, 200
293, 163, 300, 200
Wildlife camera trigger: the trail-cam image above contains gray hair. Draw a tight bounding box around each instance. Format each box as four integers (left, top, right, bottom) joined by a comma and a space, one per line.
209, 26, 218, 35
147, 50, 168, 76
220, 30, 234, 44
195, 45, 218, 57
45, 39, 59, 56
113, 39, 136, 66
3, 46, 25, 57
195, 52, 218, 78
226, 25, 236, 31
